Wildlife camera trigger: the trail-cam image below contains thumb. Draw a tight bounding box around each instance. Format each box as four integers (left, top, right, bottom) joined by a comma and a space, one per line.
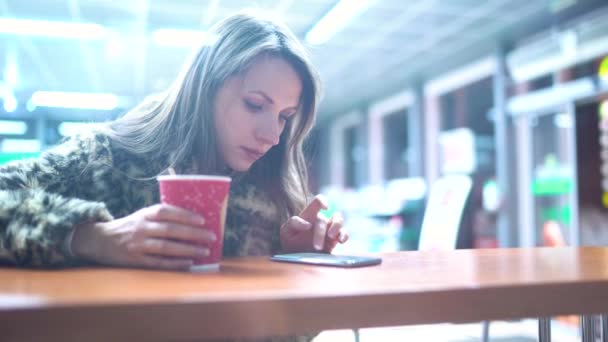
299, 195, 328, 223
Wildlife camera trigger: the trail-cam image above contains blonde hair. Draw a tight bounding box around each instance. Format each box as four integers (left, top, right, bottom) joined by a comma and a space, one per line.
102, 12, 321, 218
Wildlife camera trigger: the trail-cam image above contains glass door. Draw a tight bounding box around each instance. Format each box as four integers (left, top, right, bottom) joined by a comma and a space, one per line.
515, 104, 579, 247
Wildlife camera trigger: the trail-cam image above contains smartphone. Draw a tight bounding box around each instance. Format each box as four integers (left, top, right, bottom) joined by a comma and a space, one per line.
270, 253, 382, 268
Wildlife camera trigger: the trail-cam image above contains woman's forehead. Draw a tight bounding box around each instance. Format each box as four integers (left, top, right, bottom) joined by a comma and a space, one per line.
237, 56, 302, 106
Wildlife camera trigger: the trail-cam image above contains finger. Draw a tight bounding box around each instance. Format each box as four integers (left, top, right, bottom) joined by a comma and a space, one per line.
299, 195, 328, 223
145, 221, 217, 244
339, 229, 349, 243
140, 255, 194, 270
140, 238, 210, 259
326, 213, 344, 239
145, 204, 205, 227
323, 229, 349, 253
282, 216, 312, 233
312, 213, 328, 251
323, 238, 339, 253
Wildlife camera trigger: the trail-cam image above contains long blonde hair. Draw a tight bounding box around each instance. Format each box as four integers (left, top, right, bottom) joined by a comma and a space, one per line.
103, 12, 321, 218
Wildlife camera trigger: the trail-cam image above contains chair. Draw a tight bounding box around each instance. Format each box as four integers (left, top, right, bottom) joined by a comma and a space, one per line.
418, 174, 473, 251
418, 175, 492, 341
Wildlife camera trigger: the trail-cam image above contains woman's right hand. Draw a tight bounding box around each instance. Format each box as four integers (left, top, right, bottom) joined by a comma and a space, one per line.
71, 204, 216, 270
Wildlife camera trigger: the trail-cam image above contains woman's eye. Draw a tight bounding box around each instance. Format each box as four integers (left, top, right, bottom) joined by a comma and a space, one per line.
245, 100, 263, 111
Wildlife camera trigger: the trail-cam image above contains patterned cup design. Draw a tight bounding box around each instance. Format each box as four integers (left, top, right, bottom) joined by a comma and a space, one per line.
157, 175, 231, 267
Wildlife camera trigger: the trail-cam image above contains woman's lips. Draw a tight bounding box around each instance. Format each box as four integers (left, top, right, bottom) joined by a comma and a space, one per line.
241, 147, 264, 161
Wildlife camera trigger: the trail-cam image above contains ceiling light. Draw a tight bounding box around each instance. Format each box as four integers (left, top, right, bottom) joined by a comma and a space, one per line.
58, 122, 96, 137
305, 0, 372, 45
3, 95, 17, 113
1, 139, 40, 153
30, 91, 119, 110
0, 120, 27, 135
0, 18, 107, 40
4, 50, 18, 88
26, 99, 36, 112
0, 81, 17, 112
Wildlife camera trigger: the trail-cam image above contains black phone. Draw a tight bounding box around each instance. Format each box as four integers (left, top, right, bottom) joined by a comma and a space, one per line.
270, 253, 382, 268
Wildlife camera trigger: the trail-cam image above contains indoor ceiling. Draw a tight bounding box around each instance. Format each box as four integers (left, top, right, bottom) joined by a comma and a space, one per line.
0, 0, 603, 122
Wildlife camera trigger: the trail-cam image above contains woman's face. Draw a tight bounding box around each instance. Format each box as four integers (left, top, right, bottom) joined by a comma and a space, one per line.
213, 55, 302, 172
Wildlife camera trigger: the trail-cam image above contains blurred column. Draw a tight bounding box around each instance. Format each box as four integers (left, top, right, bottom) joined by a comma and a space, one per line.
512, 77, 533, 247
357, 106, 370, 185
424, 94, 440, 186
35, 116, 47, 151
493, 43, 514, 247
408, 82, 425, 177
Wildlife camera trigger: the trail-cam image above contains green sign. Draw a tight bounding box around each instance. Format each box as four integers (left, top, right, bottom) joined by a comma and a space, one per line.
0, 152, 40, 165
600, 55, 608, 81
540, 206, 571, 225
532, 177, 571, 196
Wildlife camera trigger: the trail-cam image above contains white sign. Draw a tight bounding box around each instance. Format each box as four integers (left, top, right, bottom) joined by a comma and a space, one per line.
439, 128, 476, 175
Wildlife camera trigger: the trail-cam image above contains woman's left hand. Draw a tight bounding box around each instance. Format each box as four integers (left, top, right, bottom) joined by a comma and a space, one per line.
280, 195, 349, 253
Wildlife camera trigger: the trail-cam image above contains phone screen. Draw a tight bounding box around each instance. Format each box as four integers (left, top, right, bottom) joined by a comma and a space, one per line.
270, 253, 382, 268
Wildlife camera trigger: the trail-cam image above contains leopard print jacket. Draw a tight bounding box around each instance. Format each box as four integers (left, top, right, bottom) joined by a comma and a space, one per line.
0, 132, 318, 342
0, 131, 286, 266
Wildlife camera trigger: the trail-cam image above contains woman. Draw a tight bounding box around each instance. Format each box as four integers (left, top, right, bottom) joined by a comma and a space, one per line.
0, 12, 348, 270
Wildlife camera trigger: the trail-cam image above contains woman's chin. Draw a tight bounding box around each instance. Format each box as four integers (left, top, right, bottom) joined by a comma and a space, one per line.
229, 160, 253, 172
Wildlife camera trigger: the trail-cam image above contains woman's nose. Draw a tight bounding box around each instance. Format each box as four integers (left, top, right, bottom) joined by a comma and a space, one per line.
254, 115, 281, 146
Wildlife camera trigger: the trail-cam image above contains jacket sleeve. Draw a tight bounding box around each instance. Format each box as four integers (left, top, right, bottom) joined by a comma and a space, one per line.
0, 134, 114, 267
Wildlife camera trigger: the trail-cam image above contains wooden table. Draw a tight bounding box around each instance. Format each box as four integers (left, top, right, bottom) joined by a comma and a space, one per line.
2, 247, 608, 341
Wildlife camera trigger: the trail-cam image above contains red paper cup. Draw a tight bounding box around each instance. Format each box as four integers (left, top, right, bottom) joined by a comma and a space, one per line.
157, 175, 231, 272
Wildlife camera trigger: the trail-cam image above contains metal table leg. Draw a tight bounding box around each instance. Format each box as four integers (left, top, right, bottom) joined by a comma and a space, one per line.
353, 328, 360, 342
539, 317, 551, 342
601, 314, 608, 342
581, 315, 596, 342
481, 320, 490, 342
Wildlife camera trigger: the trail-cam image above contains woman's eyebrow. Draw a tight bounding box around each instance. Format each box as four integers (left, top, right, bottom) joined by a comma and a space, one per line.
249, 90, 274, 104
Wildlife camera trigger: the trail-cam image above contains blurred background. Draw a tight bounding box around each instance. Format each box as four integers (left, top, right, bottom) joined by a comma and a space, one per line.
1, 0, 608, 340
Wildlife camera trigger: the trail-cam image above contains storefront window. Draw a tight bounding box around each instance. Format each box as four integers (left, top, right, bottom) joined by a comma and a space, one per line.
437, 76, 496, 248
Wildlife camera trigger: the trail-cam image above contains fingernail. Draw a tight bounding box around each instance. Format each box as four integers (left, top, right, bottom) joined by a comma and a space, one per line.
197, 248, 210, 256
210, 234, 217, 241
199, 217, 206, 225
314, 242, 323, 250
